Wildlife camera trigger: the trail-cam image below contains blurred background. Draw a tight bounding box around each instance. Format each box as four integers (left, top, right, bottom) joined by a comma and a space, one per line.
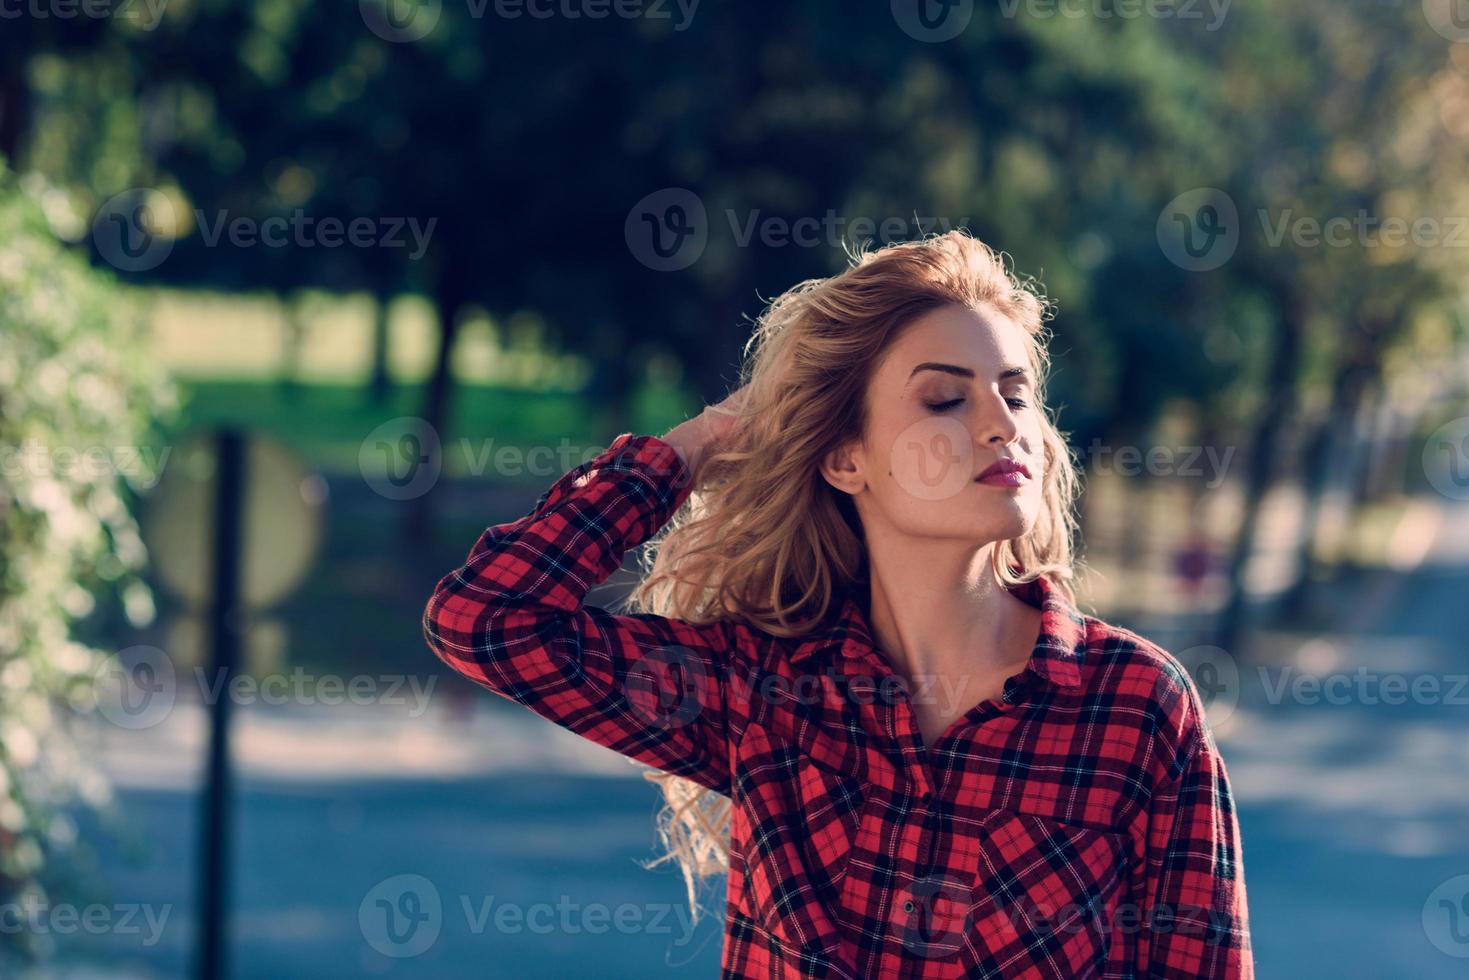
4, 0, 1469, 976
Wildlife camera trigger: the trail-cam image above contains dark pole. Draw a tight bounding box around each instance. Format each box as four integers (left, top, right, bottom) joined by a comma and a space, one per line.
197, 429, 246, 980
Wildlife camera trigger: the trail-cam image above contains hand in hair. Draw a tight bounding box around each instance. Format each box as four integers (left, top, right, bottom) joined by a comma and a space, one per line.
660, 384, 748, 471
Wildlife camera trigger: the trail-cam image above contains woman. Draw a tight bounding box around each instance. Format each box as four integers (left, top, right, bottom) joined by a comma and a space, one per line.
423, 231, 1253, 978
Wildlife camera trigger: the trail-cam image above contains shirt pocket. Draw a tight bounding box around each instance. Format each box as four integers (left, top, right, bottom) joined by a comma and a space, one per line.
732, 721, 869, 956
896, 809, 1129, 978
794, 750, 869, 893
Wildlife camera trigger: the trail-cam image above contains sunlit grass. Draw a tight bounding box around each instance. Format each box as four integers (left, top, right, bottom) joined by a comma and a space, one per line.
144, 287, 700, 474
171, 379, 695, 475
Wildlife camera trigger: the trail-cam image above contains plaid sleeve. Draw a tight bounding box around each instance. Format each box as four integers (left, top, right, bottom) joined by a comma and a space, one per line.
422, 432, 740, 795
1140, 675, 1254, 978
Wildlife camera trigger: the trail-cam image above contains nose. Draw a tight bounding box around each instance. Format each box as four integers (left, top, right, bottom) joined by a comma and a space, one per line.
976, 389, 1020, 450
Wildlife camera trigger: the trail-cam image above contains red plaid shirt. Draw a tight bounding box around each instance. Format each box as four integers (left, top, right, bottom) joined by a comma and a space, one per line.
424, 433, 1254, 979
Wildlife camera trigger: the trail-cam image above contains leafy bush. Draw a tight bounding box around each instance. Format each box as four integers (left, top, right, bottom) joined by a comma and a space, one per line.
0, 163, 176, 960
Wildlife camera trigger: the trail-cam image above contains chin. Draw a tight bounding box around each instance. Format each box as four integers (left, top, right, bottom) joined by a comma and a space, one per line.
968, 503, 1037, 542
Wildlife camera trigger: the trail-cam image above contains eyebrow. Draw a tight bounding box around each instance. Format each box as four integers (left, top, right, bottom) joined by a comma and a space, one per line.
907, 362, 1031, 384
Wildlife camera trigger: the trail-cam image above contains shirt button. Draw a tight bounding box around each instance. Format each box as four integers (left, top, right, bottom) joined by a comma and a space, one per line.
903, 900, 915, 913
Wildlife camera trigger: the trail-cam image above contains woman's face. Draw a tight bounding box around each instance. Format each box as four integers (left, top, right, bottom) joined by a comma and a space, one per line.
822, 302, 1047, 547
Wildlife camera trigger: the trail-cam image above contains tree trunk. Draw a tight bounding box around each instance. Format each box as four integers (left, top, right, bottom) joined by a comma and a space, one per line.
1212, 285, 1305, 658
279, 293, 306, 403
583, 319, 637, 445
687, 292, 749, 409
1280, 315, 1384, 618
367, 293, 392, 406
1279, 361, 1372, 618
403, 248, 472, 544
0, 60, 28, 167
1113, 421, 1151, 623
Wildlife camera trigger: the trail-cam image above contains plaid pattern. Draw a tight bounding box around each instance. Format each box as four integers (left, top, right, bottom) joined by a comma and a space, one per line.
424, 433, 1254, 979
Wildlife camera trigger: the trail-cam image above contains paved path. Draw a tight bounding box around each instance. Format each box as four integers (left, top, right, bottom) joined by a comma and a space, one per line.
1218, 498, 1469, 978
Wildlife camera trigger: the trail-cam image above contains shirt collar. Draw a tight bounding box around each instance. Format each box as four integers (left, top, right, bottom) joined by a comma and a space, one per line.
788, 573, 1087, 690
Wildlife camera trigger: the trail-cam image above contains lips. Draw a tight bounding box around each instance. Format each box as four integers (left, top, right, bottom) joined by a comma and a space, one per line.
975, 457, 1032, 482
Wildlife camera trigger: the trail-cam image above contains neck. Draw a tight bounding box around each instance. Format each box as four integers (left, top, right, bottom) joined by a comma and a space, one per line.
861, 525, 1037, 686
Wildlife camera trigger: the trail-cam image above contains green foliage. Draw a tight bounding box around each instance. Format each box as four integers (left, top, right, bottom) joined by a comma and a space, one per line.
0, 164, 176, 959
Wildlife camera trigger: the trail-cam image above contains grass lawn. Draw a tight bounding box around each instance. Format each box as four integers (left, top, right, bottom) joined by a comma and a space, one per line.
170, 378, 699, 476
144, 285, 701, 475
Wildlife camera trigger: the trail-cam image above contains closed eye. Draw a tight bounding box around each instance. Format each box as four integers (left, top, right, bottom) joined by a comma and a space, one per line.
925, 396, 1029, 412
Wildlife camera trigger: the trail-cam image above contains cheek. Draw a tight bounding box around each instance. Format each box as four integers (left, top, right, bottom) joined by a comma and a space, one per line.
879, 415, 977, 504
1020, 414, 1047, 449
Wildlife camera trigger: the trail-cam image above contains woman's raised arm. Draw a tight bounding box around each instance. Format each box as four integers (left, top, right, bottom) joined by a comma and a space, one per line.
422, 395, 750, 795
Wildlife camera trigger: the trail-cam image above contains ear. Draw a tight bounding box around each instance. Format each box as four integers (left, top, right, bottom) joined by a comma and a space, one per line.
819, 437, 866, 496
